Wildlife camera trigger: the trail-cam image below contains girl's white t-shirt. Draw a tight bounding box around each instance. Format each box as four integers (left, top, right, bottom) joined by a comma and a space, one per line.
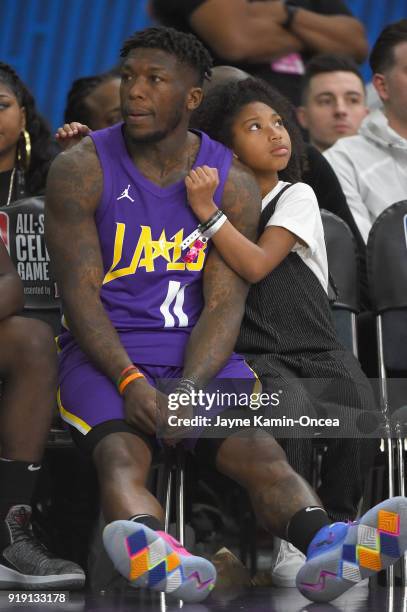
262, 181, 329, 293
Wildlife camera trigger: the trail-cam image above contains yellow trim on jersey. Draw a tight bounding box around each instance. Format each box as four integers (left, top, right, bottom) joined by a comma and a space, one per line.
57, 388, 91, 435
54, 336, 61, 353
245, 361, 262, 395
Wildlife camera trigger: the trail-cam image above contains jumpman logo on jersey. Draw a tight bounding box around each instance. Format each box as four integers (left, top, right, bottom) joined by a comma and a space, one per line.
117, 185, 135, 203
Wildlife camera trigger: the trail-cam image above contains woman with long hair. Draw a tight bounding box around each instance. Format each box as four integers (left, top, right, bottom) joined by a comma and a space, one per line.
0, 62, 55, 206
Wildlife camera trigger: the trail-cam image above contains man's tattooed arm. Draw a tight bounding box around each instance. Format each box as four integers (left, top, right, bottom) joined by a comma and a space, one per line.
182, 159, 261, 387
45, 138, 133, 381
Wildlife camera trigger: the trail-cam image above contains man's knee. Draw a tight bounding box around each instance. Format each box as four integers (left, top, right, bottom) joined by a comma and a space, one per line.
3, 316, 56, 366
93, 432, 152, 482
216, 431, 292, 485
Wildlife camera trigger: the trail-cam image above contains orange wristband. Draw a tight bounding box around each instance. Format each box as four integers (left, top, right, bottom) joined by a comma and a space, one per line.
116, 364, 140, 389
119, 372, 145, 394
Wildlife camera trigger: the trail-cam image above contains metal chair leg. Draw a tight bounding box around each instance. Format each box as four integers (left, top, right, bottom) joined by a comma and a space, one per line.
175, 445, 186, 546
377, 315, 395, 587
155, 453, 173, 533
397, 435, 407, 585
164, 468, 173, 533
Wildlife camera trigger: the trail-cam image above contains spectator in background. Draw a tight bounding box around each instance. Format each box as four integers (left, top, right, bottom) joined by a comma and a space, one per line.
0, 239, 85, 589
0, 63, 55, 206
297, 54, 369, 152
64, 70, 122, 131
150, 0, 368, 106
324, 19, 407, 244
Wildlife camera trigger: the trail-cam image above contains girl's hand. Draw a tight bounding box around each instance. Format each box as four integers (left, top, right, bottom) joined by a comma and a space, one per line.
185, 165, 219, 222
55, 122, 92, 151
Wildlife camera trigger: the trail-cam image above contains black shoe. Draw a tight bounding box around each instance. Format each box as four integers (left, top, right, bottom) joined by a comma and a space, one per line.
0, 505, 85, 590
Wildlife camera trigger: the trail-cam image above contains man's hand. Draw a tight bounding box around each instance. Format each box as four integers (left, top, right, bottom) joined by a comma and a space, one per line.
185, 166, 219, 223
160, 389, 195, 446
123, 377, 165, 434
55, 122, 92, 151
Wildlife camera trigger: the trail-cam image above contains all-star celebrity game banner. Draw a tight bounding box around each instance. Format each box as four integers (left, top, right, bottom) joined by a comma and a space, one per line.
0, 196, 59, 309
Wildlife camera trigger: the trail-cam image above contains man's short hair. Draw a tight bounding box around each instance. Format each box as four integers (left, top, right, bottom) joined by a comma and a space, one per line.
301, 54, 365, 104
120, 26, 212, 86
369, 19, 407, 74
64, 70, 119, 125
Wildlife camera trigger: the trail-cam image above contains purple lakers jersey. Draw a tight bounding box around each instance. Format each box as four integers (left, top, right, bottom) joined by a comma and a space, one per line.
60, 123, 232, 367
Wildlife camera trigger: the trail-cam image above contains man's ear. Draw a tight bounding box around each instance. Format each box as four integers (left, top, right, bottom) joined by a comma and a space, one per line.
372, 73, 388, 102
187, 87, 204, 112
296, 106, 308, 129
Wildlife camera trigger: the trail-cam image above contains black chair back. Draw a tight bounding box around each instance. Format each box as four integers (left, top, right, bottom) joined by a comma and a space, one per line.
321, 209, 359, 312
367, 201, 407, 373
367, 200, 407, 312
321, 210, 359, 355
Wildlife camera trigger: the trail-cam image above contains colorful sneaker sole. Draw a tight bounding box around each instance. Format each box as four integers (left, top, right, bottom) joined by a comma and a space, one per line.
296, 497, 407, 602
103, 521, 216, 603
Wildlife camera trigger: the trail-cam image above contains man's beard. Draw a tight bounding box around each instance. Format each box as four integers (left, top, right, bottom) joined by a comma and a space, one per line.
127, 106, 184, 144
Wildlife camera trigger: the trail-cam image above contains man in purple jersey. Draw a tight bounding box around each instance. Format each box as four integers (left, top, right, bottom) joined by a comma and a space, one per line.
45, 27, 407, 604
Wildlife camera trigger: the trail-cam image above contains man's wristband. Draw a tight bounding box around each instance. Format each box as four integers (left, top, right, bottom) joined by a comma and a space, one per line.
119, 372, 145, 394
117, 365, 145, 394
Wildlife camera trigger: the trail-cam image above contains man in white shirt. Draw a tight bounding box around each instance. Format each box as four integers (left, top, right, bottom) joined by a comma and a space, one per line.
297, 54, 368, 153
324, 19, 407, 243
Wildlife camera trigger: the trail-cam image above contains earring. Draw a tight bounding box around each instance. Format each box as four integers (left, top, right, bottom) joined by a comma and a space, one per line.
23, 130, 31, 169
17, 129, 31, 171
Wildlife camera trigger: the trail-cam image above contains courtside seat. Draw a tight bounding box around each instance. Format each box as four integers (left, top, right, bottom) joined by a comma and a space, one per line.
321, 209, 359, 357
367, 200, 407, 585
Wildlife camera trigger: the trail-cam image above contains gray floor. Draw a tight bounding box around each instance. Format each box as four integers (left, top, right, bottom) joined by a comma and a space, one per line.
0, 586, 406, 612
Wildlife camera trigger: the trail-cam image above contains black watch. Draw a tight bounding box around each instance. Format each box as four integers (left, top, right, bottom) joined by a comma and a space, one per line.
282, 2, 299, 29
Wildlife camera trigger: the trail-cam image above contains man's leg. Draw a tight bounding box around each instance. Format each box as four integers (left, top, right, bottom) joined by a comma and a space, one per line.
93, 431, 164, 524
215, 431, 326, 543
0, 317, 56, 460
59, 360, 216, 603
92, 432, 216, 603
318, 438, 379, 522
214, 430, 407, 603
0, 316, 85, 589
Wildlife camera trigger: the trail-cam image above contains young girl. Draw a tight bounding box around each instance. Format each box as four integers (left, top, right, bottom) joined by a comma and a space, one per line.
189, 77, 378, 584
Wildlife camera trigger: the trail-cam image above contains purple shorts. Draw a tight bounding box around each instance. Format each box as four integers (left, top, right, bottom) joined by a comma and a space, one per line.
58, 352, 258, 451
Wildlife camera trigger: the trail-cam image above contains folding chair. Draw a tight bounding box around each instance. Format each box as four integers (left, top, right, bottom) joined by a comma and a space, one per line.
367, 200, 407, 586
